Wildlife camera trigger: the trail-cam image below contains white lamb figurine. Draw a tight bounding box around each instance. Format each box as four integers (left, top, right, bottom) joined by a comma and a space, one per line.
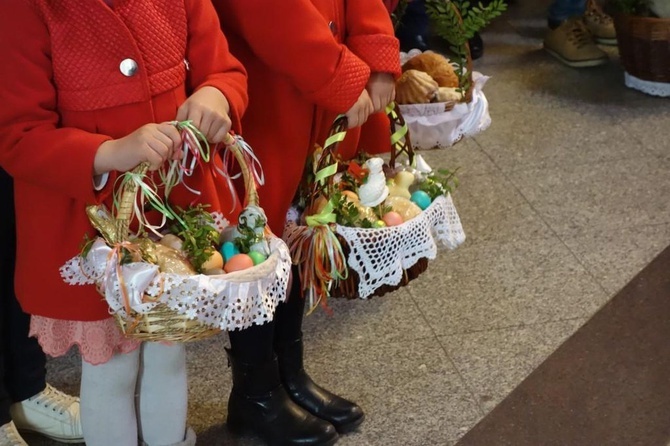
358, 157, 389, 207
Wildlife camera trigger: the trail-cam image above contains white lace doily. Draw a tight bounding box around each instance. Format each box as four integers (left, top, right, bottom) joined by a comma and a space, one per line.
398, 50, 491, 150
60, 213, 291, 331
624, 72, 670, 97
284, 194, 465, 299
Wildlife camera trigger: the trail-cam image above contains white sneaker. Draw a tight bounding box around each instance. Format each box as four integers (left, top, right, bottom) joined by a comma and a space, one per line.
9, 384, 84, 444
0, 421, 28, 446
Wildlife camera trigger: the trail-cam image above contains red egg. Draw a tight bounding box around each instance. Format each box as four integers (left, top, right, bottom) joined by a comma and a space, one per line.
382, 211, 404, 226
224, 253, 254, 273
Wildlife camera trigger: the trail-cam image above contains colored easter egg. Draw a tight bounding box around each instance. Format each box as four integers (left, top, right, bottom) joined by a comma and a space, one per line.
224, 254, 254, 273
382, 211, 404, 227
341, 190, 359, 203
373, 220, 387, 228
201, 251, 224, 271
248, 251, 267, 266
220, 241, 240, 262
410, 190, 431, 210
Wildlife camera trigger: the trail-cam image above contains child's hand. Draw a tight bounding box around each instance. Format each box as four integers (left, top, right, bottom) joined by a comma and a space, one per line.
176, 86, 232, 144
366, 73, 396, 113
345, 89, 374, 129
94, 123, 182, 174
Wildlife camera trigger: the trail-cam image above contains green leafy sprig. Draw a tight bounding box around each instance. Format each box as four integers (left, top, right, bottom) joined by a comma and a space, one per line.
417, 167, 460, 200
234, 218, 265, 254
426, 0, 507, 93
169, 205, 219, 273
331, 191, 376, 228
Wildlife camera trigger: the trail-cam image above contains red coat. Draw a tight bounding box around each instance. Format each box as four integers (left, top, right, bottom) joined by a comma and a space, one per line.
0, 0, 247, 321
213, 0, 401, 234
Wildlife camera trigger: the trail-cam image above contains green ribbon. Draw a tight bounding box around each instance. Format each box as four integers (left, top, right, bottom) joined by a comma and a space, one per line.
323, 127, 346, 151
174, 120, 211, 162
387, 103, 408, 147
314, 162, 338, 186
305, 200, 337, 227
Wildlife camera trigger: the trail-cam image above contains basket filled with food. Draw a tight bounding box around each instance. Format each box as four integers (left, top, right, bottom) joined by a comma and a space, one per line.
393, 0, 506, 149
284, 105, 466, 311
60, 123, 292, 342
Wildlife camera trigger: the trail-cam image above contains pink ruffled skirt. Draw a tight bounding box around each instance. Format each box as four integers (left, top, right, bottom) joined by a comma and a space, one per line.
30, 316, 141, 365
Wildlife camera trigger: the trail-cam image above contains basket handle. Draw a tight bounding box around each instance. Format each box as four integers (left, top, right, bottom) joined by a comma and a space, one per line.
223, 133, 259, 208
307, 103, 414, 209
113, 132, 258, 243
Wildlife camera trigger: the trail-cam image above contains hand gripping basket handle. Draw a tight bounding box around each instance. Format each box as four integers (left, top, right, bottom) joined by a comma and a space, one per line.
113, 132, 259, 244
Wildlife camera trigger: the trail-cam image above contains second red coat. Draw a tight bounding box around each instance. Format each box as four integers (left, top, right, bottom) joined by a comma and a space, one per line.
213, 0, 401, 234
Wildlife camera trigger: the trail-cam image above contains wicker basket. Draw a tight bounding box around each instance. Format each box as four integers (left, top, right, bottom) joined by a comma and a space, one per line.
396, 5, 492, 150
106, 134, 267, 342
614, 13, 670, 83
329, 109, 428, 299
285, 104, 464, 303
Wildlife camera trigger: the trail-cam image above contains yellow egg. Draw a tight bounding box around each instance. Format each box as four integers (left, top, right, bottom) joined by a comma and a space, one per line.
341, 190, 359, 203
224, 253, 254, 273
201, 251, 224, 271
382, 211, 404, 227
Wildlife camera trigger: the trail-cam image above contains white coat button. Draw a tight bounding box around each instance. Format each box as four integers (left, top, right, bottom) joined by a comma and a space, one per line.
119, 58, 138, 77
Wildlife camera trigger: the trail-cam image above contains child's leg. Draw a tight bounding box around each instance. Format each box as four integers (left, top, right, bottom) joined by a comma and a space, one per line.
136, 342, 188, 445
227, 322, 338, 445
80, 349, 141, 446
273, 267, 364, 434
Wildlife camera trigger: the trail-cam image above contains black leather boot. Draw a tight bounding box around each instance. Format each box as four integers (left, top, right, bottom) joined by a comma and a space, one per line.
276, 338, 365, 434
226, 349, 339, 446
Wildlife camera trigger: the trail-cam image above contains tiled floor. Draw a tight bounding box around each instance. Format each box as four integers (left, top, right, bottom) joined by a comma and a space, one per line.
30, 0, 669, 445
458, 245, 670, 446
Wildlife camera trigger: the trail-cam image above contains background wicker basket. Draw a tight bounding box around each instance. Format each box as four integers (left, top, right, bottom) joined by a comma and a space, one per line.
109, 133, 261, 342
614, 13, 670, 83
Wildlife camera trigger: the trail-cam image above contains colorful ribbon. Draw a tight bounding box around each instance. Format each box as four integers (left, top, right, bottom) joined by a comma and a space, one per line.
288, 225, 348, 314
112, 169, 184, 239
305, 200, 337, 226
159, 120, 212, 199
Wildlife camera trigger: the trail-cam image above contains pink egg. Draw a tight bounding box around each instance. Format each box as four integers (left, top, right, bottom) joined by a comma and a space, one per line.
224, 254, 255, 273
382, 211, 404, 227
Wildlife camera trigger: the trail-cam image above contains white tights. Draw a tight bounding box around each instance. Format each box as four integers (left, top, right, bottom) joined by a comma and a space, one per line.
80, 342, 188, 446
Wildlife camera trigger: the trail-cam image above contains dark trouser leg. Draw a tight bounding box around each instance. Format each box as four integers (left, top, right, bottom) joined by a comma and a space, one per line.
0, 168, 46, 426
273, 266, 365, 434
226, 321, 338, 446
396, 0, 430, 52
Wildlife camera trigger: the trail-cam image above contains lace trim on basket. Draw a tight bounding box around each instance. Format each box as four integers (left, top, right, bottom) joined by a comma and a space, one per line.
624, 72, 670, 98
59, 212, 291, 332
398, 72, 491, 150
284, 194, 465, 299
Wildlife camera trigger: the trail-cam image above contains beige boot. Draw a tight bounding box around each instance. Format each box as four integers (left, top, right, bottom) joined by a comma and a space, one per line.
584, 0, 617, 45
544, 17, 608, 68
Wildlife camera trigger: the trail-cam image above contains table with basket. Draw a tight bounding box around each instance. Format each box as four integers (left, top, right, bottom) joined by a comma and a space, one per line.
284, 104, 466, 311
60, 124, 292, 342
